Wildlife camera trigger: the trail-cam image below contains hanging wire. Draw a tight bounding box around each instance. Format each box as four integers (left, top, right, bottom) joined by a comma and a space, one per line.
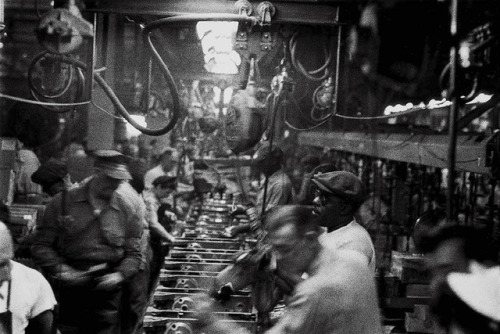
289, 28, 332, 81
91, 101, 124, 119
0, 92, 89, 107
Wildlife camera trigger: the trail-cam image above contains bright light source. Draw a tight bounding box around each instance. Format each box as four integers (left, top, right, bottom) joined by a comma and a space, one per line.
196, 21, 241, 74
223, 87, 234, 105
213, 86, 221, 104
466, 93, 492, 104
126, 115, 147, 138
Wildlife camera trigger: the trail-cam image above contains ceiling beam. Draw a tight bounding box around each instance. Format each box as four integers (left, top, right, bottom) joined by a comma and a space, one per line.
298, 130, 490, 174
84, 0, 342, 26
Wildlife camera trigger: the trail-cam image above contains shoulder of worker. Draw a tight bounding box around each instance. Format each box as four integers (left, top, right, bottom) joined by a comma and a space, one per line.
113, 182, 143, 208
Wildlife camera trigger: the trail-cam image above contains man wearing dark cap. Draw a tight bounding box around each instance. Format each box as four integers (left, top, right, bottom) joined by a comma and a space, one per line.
31, 158, 75, 199
31, 150, 144, 334
142, 175, 178, 292
311, 171, 376, 272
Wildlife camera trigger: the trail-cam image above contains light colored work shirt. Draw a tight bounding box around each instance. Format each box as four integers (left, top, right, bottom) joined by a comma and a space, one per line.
320, 220, 376, 273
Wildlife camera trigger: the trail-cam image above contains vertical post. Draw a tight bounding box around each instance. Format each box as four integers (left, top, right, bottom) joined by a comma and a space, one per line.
0, 0, 5, 31
446, 0, 459, 222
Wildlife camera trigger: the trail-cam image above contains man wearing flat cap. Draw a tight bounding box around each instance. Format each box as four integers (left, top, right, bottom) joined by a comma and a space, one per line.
311, 171, 376, 272
31, 158, 75, 200
32, 150, 144, 334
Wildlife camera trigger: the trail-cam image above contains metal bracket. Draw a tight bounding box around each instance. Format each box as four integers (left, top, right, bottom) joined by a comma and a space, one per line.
260, 30, 272, 51
235, 24, 249, 51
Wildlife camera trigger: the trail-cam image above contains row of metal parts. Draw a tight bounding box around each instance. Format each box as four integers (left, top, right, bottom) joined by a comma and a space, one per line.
143, 198, 258, 334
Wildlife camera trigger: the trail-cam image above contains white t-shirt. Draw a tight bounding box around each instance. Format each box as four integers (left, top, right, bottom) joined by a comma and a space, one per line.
319, 221, 376, 273
0, 261, 57, 334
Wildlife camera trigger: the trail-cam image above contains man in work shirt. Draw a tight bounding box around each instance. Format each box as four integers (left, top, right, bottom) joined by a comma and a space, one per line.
195, 205, 383, 334
32, 150, 144, 334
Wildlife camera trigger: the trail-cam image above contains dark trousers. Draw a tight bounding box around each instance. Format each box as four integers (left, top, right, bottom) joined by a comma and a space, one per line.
56, 283, 122, 334
148, 240, 170, 296
121, 263, 150, 334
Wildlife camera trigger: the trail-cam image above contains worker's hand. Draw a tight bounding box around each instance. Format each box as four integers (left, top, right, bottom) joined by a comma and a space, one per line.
221, 226, 237, 238
56, 265, 92, 286
95, 272, 124, 291
165, 210, 178, 221
166, 235, 176, 244
230, 205, 246, 217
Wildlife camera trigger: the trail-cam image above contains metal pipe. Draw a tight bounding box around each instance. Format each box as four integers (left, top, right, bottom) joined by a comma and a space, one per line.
446, 0, 459, 222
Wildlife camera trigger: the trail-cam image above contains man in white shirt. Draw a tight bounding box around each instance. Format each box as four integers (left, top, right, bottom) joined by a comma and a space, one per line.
0, 218, 56, 334
143, 147, 180, 191
311, 171, 376, 272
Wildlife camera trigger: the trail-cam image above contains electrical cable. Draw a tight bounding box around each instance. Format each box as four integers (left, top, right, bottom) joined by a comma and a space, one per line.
333, 106, 425, 120
28, 52, 75, 99
0, 92, 89, 107
421, 145, 480, 164
30, 51, 175, 135
282, 99, 332, 131
91, 101, 124, 119
289, 29, 332, 81
142, 14, 257, 136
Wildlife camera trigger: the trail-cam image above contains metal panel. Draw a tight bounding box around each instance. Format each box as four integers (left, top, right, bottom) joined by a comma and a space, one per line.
85, 0, 340, 25
298, 131, 490, 174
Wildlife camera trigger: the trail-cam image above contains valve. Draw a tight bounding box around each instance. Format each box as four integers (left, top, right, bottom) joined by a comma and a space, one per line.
175, 278, 198, 289
172, 296, 195, 311
165, 322, 193, 334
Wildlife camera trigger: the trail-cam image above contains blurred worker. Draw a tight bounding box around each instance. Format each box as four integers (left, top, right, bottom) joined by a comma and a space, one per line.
143, 147, 180, 191
142, 175, 178, 295
416, 222, 495, 303
432, 265, 500, 334
12, 159, 76, 258
254, 144, 293, 214
195, 205, 383, 334
31, 158, 75, 200
0, 215, 57, 334
292, 154, 321, 204
224, 144, 293, 237
13, 140, 42, 204
31, 150, 144, 334
311, 171, 376, 272
213, 145, 293, 327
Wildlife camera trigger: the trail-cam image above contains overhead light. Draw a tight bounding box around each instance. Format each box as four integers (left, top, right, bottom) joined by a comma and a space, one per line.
196, 21, 241, 74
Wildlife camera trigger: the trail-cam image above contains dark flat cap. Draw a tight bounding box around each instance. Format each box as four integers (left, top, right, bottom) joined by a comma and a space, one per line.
311, 171, 365, 206
91, 150, 132, 180
31, 159, 68, 187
